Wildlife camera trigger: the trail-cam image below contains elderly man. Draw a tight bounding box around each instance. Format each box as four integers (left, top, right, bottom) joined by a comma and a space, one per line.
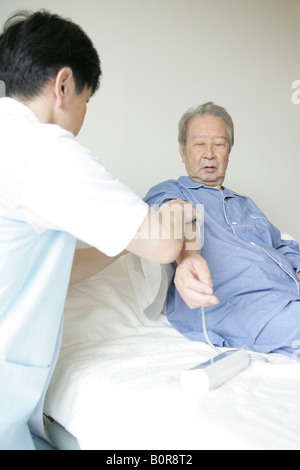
144, 102, 300, 358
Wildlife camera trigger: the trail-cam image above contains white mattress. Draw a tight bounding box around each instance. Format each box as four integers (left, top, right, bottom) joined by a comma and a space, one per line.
44, 254, 300, 450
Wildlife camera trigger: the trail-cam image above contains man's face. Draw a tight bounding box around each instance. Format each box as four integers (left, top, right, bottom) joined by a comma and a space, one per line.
180, 114, 230, 190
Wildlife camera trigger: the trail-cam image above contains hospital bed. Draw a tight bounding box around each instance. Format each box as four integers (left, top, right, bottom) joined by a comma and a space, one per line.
44, 239, 300, 450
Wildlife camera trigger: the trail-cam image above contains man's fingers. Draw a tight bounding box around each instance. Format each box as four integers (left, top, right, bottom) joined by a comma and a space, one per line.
174, 253, 219, 309
178, 287, 219, 309
175, 271, 219, 309
179, 275, 213, 295
194, 261, 213, 287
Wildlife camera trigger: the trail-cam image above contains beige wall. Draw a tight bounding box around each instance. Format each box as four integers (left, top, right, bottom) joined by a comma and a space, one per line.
1, 0, 299, 238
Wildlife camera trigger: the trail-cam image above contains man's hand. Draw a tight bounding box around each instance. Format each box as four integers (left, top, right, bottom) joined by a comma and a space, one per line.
297, 272, 300, 282
174, 251, 219, 309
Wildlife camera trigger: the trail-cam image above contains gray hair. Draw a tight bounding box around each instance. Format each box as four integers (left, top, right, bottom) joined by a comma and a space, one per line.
178, 102, 234, 152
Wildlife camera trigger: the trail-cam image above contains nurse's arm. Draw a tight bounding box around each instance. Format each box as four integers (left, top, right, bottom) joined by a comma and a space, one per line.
69, 248, 124, 285
126, 199, 198, 264
70, 200, 197, 285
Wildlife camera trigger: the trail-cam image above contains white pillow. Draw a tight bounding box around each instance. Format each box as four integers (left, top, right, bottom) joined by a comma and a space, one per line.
62, 255, 146, 348
126, 254, 174, 320
281, 233, 295, 241
62, 253, 173, 348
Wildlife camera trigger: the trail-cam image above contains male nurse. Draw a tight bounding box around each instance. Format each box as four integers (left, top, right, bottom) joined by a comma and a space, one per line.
0, 11, 214, 450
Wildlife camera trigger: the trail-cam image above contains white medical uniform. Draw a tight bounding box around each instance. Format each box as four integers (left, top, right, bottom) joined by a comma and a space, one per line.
0, 98, 148, 450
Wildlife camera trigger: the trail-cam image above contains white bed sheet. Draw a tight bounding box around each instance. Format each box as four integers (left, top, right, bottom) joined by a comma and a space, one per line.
44, 254, 300, 450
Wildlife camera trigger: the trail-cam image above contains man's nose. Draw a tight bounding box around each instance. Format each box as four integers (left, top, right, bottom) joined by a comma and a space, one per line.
204, 144, 214, 159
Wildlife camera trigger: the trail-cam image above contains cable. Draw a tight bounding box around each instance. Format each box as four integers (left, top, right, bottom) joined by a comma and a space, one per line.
201, 306, 221, 355
201, 306, 269, 363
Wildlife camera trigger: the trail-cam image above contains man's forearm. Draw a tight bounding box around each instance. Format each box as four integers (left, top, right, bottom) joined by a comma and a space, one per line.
176, 221, 201, 264
174, 222, 219, 308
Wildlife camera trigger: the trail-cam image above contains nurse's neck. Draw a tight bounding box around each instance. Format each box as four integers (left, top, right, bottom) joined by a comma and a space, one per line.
13, 90, 55, 125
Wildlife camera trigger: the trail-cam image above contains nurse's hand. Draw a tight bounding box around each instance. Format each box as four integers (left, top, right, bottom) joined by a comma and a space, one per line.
297, 272, 300, 281
175, 251, 219, 309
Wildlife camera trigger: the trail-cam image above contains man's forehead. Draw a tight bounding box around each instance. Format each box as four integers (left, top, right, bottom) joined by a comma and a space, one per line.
187, 115, 229, 139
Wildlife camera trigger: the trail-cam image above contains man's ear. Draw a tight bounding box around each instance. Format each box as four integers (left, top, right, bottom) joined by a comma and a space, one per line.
179, 143, 186, 163
53, 67, 74, 108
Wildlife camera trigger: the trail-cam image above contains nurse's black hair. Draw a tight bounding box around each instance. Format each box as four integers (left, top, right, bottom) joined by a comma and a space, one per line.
0, 10, 102, 99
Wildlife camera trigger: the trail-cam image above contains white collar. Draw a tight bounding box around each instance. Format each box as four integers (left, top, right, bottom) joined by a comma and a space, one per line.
0, 97, 40, 124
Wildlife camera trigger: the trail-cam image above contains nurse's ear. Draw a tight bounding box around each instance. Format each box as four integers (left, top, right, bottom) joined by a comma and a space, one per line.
53, 67, 74, 109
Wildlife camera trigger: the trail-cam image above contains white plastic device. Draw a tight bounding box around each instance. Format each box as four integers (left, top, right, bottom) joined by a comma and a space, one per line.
181, 348, 250, 394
